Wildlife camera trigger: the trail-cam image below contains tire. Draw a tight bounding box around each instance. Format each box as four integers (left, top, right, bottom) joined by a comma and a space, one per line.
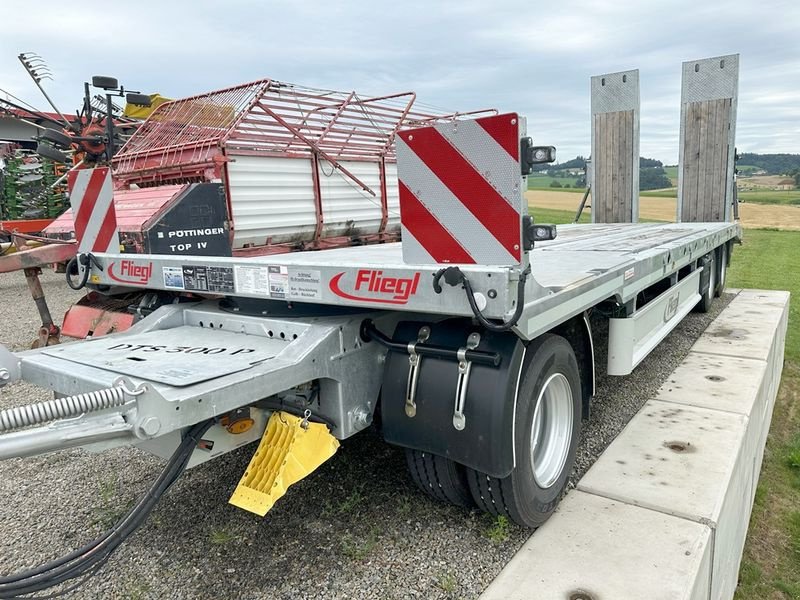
715, 246, 728, 297
695, 253, 715, 313
467, 334, 581, 528
405, 449, 475, 508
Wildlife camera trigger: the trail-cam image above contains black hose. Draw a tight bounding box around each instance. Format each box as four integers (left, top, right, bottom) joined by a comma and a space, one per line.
432, 265, 531, 333
65, 253, 102, 291
361, 320, 501, 366
0, 419, 214, 599
65, 256, 88, 291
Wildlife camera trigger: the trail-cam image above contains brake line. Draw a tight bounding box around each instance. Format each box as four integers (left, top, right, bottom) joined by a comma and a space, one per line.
432, 265, 531, 333
0, 419, 214, 599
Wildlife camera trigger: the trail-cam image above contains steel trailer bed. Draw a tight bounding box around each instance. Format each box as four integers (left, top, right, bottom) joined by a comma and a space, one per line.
86, 220, 738, 364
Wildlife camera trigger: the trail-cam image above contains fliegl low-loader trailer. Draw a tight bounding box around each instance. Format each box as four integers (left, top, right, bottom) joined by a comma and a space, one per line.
0, 112, 738, 596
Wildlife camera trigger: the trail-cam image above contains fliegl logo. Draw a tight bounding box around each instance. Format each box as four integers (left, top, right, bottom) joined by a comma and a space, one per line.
107, 259, 153, 285
330, 269, 421, 304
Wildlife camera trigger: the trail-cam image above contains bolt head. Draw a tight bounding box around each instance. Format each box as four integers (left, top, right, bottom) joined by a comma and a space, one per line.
0, 369, 9, 381
138, 416, 161, 437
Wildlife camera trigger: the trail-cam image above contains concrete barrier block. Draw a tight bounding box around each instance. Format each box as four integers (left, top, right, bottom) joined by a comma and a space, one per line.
691, 290, 788, 361
480, 490, 712, 600
655, 352, 767, 416
577, 400, 748, 524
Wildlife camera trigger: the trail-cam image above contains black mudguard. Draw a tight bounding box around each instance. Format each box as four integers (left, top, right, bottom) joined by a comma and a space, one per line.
381, 319, 524, 478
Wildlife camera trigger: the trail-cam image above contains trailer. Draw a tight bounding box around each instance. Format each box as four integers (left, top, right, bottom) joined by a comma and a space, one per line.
0, 59, 741, 596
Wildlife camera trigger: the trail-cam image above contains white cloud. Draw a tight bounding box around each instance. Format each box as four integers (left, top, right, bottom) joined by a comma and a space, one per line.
0, 0, 798, 163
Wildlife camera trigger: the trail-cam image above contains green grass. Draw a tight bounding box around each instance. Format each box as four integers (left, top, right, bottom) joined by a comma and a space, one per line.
638, 188, 800, 206
731, 228, 800, 599
738, 190, 800, 206
528, 206, 588, 224
728, 230, 799, 359
737, 165, 762, 174
340, 527, 380, 560
527, 174, 582, 189
527, 205, 665, 225
483, 515, 511, 544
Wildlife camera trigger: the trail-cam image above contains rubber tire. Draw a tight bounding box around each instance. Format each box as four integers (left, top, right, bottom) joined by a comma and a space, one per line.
715, 246, 728, 298
405, 449, 475, 508
695, 253, 715, 313
467, 334, 581, 529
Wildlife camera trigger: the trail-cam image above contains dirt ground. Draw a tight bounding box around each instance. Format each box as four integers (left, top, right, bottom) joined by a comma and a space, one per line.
526, 190, 800, 230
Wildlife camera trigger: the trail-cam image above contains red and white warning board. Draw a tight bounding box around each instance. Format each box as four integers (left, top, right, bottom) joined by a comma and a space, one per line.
66, 166, 120, 254
396, 113, 524, 266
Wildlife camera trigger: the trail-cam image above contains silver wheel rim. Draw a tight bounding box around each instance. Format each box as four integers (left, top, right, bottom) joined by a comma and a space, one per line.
719, 252, 727, 291
530, 372, 573, 489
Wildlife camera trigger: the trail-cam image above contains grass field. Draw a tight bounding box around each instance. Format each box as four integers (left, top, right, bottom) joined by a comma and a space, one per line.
527, 174, 582, 189
639, 188, 800, 206
664, 165, 678, 186
730, 229, 800, 599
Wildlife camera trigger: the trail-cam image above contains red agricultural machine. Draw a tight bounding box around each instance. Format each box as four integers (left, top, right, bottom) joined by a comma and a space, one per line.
2, 75, 493, 345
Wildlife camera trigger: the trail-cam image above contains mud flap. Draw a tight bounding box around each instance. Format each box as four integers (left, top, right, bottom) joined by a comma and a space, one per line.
380, 320, 524, 478
229, 411, 339, 516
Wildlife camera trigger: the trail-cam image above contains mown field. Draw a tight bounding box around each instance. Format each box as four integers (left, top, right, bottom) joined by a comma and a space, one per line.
527, 190, 800, 230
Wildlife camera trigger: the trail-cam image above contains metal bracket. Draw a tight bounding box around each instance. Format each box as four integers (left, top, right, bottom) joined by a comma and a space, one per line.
0, 345, 20, 388
453, 332, 481, 430
405, 326, 430, 417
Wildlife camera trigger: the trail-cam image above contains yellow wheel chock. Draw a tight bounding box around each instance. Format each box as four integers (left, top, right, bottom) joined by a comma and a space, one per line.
229, 411, 339, 516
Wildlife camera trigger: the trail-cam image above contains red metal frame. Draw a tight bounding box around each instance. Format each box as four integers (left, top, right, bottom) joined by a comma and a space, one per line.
1, 219, 55, 234
113, 79, 497, 186
107, 78, 497, 255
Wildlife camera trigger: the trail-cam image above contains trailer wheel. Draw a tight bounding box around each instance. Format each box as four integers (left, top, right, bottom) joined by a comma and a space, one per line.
405, 449, 475, 508
696, 253, 715, 313
715, 246, 728, 297
467, 334, 581, 528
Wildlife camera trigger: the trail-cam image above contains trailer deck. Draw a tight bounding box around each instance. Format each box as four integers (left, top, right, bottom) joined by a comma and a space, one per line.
88, 221, 740, 339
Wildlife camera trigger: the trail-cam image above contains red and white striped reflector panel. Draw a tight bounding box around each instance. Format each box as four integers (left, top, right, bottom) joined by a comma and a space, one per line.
396, 113, 524, 266
66, 167, 120, 254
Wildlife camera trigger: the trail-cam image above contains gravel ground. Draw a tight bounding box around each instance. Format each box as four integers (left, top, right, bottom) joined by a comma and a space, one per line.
0, 269, 732, 600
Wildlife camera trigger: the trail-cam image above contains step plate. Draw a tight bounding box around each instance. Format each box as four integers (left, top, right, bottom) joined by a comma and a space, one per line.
41, 326, 286, 386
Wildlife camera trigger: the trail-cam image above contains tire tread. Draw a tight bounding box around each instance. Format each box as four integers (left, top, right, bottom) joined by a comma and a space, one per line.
405, 449, 474, 508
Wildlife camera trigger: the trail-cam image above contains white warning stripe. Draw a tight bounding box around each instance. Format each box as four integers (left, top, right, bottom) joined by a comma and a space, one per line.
396, 137, 518, 265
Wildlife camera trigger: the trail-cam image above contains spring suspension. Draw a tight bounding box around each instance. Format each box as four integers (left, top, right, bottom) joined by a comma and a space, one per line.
0, 382, 143, 433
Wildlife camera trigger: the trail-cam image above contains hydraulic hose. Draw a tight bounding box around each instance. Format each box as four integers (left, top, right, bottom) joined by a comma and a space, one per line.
0, 419, 214, 599
65, 253, 102, 291
432, 265, 531, 333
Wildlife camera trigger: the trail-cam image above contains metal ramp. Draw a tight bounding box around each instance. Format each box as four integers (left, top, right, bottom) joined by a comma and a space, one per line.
677, 54, 739, 222
590, 69, 640, 224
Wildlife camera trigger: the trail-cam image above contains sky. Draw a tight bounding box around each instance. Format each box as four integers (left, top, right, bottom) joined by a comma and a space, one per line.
0, 0, 798, 164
